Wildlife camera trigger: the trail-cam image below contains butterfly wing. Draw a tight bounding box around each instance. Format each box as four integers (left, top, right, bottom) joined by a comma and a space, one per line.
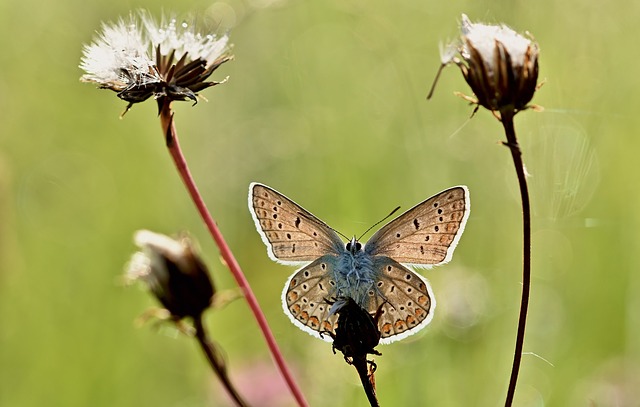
283, 256, 435, 343
367, 257, 435, 344
365, 186, 470, 267
249, 183, 344, 265
281, 255, 341, 342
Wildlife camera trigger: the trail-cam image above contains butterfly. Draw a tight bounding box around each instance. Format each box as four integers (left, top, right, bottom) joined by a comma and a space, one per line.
248, 183, 470, 344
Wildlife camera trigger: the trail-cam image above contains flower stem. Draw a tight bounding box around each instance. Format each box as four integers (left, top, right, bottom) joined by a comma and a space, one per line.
351, 356, 379, 407
500, 108, 531, 407
159, 101, 309, 407
193, 315, 249, 407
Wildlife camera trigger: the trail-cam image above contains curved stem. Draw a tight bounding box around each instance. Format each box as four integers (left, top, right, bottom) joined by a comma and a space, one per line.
193, 316, 249, 407
158, 101, 308, 407
500, 108, 531, 407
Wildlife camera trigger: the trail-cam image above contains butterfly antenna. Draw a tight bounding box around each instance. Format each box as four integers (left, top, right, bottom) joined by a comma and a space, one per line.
357, 206, 401, 241
296, 211, 350, 241
334, 228, 350, 241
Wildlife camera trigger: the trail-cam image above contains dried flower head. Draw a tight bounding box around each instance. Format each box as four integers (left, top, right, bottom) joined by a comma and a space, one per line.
126, 230, 215, 320
429, 14, 539, 114
80, 10, 232, 114
458, 14, 539, 113
328, 297, 382, 362
327, 297, 382, 407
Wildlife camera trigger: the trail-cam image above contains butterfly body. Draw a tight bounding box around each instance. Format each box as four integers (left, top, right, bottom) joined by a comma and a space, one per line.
331, 238, 376, 305
249, 183, 470, 344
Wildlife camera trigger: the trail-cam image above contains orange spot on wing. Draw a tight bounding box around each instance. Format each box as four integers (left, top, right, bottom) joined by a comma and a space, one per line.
286, 291, 298, 303
290, 304, 301, 316
394, 320, 408, 332
322, 320, 333, 332
308, 316, 320, 329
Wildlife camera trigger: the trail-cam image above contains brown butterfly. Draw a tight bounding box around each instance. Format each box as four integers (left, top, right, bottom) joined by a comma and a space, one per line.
248, 183, 470, 343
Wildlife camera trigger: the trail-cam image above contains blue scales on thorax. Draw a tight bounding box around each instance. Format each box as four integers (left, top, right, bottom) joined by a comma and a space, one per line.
331, 237, 378, 307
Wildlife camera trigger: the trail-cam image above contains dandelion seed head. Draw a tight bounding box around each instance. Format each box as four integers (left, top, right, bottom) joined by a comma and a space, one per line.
80, 10, 233, 113
141, 11, 230, 67
80, 17, 159, 89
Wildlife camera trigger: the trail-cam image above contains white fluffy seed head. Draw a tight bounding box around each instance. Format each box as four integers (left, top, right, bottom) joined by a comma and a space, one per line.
80, 10, 231, 88
460, 14, 533, 69
80, 16, 159, 88
140, 11, 230, 67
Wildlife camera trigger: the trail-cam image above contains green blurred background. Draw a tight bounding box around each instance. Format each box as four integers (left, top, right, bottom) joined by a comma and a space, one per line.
1, 0, 638, 406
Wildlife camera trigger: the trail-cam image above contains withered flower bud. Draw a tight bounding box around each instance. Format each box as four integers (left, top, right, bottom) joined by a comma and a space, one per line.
457, 14, 539, 113
430, 14, 540, 114
329, 297, 382, 361
126, 230, 214, 320
327, 297, 383, 407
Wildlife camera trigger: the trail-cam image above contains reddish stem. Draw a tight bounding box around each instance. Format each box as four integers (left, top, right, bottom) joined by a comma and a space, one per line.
159, 101, 308, 407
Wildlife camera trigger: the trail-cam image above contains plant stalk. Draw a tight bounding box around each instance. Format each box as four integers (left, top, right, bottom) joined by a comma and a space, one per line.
193, 316, 249, 407
159, 101, 308, 407
352, 356, 379, 407
500, 108, 531, 407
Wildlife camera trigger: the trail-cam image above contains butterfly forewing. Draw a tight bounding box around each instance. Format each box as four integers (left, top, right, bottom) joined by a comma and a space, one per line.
282, 256, 340, 341
366, 186, 470, 267
249, 183, 344, 264
367, 258, 435, 343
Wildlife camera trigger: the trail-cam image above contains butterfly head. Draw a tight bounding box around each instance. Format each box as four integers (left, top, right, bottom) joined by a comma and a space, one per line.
345, 237, 363, 255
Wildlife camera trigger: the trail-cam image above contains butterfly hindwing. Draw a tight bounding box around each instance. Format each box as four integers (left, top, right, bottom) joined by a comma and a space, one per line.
281, 256, 341, 341
368, 257, 435, 343
365, 186, 470, 267
249, 183, 344, 265
281, 255, 434, 344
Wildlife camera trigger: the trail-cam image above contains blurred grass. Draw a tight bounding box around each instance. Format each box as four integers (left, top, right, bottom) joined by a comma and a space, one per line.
1, 0, 639, 406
